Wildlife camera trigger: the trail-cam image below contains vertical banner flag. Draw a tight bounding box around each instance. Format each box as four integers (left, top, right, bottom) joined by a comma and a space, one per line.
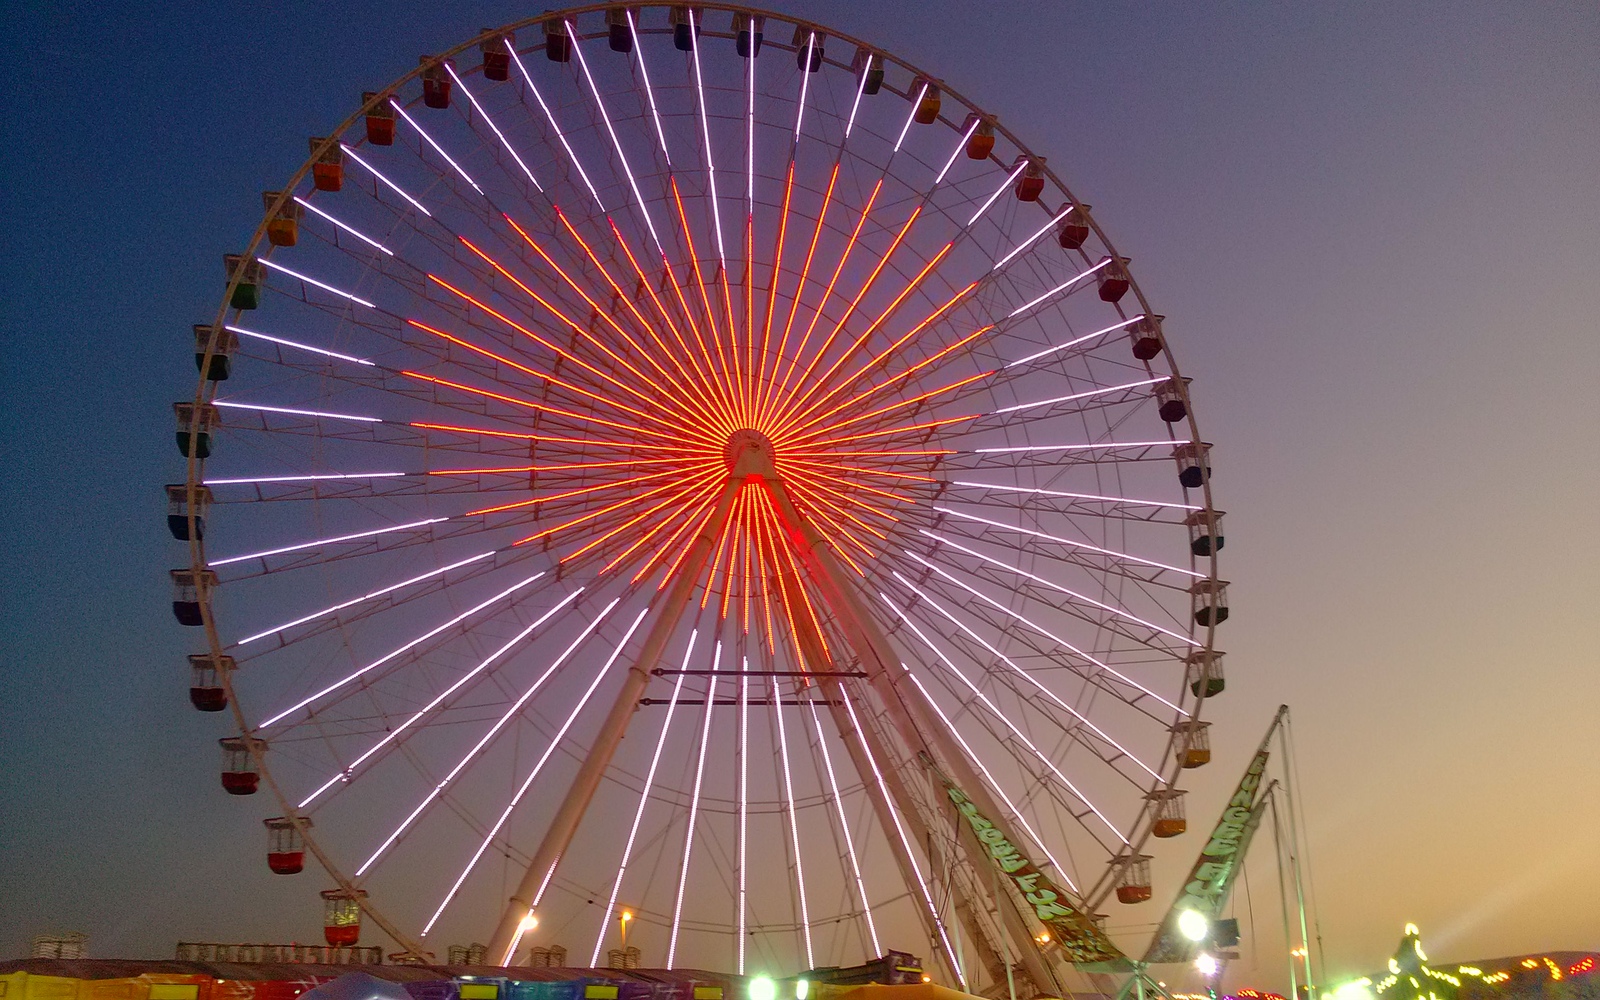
1142, 725, 1275, 964
944, 784, 1127, 967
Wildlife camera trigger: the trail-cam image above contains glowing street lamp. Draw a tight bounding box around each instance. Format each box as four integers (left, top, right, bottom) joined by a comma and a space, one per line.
1196, 954, 1219, 978
1178, 910, 1210, 943
748, 978, 777, 1000
620, 910, 634, 951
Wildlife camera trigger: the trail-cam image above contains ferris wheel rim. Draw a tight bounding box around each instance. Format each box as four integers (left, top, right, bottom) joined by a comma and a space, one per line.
177, 0, 1226, 967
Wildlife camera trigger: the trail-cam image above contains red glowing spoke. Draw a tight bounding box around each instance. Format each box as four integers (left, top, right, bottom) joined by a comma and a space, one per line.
757, 162, 797, 410
782, 466, 905, 519
754, 486, 832, 663
562, 469, 727, 566
407, 319, 677, 432
756, 162, 840, 425
774, 202, 929, 427
428, 275, 713, 439
604, 217, 742, 428
784, 480, 891, 546
449, 243, 695, 425
514, 468, 723, 548
465, 466, 709, 517
652, 485, 726, 590
776, 293, 989, 441
778, 456, 937, 484
783, 372, 993, 449
604, 476, 725, 577
788, 324, 995, 439
668, 176, 744, 422
409, 422, 687, 452
803, 413, 977, 449
432, 459, 686, 477
399, 371, 688, 444
499, 214, 730, 435
701, 482, 748, 610
769, 178, 884, 415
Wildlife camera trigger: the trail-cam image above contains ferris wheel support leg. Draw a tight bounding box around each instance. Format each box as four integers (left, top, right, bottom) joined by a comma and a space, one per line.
758, 473, 1064, 997
485, 475, 747, 965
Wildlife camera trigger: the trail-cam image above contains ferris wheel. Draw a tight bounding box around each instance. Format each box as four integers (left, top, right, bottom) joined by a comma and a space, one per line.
171, 3, 1228, 989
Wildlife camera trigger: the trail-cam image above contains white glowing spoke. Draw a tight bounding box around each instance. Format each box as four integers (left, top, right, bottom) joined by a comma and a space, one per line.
737, 658, 750, 974
964, 159, 1029, 228
627, 11, 670, 167
687, 11, 727, 263
841, 688, 965, 989
919, 529, 1200, 647
519, 32, 605, 211
903, 670, 1077, 887
667, 638, 721, 968
993, 375, 1167, 415
444, 64, 542, 192
844, 54, 871, 139
1005, 256, 1112, 317
259, 567, 542, 726
1004, 314, 1144, 369
294, 196, 396, 255
885, 593, 1130, 844
894, 83, 928, 153
949, 480, 1200, 510
771, 676, 815, 967
746, 53, 756, 207
973, 439, 1181, 456
212, 401, 383, 423
241, 551, 494, 648
795, 32, 816, 139
389, 99, 484, 195
422, 599, 620, 935
934, 505, 1201, 578
368, 603, 644, 881
206, 471, 406, 485
210, 517, 447, 567
227, 324, 374, 365
903, 548, 1181, 713
342, 144, 433, 217
592, 628, 698, 967
258, 258, 376, 308
893, 571, 1164, 783
991, 206, 1074, 273
806, 699, 880, 956
574, 16, 666, 254
935, 118, 981, 185
302, 588, 583, 810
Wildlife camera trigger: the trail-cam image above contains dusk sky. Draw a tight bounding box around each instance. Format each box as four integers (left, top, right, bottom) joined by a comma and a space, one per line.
2, 0, 1596, 989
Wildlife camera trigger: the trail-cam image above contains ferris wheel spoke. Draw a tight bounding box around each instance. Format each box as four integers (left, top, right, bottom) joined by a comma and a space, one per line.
898, 547, 1182, 720
256, 564, 551, 728
355, 595, 644, 880
917, 528, 1199, 655
929, 505, 1201, 590
900, 670, 1076, 888
942, 479, 1200, 524
441, 64, 543, 194
589, 627, 701, 967
500, 215, 735, 432
341, 143, 434, 217
389, 98, 485, 195
419, 596, 622, 935
880, 593, 1129, 848
805, 698, 881, 957
665, 635, 723, 968
887, 569, 1165, 786
512, 33, 605, 211
964, 376, 1174, 434
769, 673, 816, 969
231, 548, 497, 649
297, 586, 585, 810
294, 195, 398, 256
782, 370, 992, 448
209, 516, 449, 571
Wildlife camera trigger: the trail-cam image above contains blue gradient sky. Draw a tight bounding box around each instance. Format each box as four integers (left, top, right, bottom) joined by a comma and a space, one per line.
2, 0, 1596, 985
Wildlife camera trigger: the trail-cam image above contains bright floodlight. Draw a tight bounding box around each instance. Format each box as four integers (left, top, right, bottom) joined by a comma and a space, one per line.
1178, 909, 1210, 942
795, 982, 810, 1000
749, 978, 777, 1000
1195, 954, 1219, 978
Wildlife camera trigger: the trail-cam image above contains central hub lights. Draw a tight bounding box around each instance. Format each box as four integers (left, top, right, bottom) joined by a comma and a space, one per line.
723, 428, 776, 472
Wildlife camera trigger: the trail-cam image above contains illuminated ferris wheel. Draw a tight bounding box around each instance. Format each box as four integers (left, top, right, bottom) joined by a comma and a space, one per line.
171, 3, 1228, 989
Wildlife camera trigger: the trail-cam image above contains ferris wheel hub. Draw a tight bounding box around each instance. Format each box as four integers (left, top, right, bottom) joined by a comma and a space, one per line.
723, 428, 777, 475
